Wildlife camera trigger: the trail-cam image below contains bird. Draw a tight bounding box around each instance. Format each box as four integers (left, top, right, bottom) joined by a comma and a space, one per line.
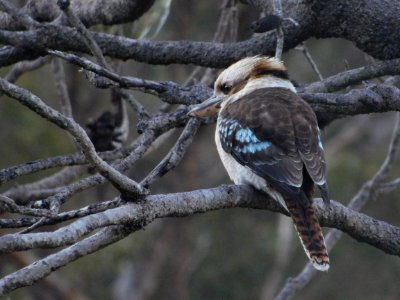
188, 56, 330, 271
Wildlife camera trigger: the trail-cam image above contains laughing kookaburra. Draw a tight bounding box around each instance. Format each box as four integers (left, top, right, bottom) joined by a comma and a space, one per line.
189, 56, 330, 271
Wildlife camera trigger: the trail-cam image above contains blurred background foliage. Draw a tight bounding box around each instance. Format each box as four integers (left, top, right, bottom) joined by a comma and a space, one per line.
1, 0, 400, 299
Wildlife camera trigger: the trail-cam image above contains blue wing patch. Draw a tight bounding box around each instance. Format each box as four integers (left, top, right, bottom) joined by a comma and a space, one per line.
218, 118, 239, 148
235, 128, 258, 143
238, 141, 272, 154
218, 118, 271, 154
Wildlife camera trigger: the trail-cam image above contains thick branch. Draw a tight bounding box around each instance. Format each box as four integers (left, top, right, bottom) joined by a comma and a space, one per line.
0, 225, 131, 296
310, 0, 400, 60
246, 0, 400, 60
0, 185, 398, 257
302, 84, 400, 127
0, 25, 280, 67
0, 184, 399, 294
303, 58, 400, 93
0, 1, 399, 67
0, 0, 155, 30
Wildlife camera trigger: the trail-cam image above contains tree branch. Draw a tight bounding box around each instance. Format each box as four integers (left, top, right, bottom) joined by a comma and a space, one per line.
0, 184, 399, 295
0, 78, 145, 198
1, 186, 399, 256
0, 1, 399, 68
302, 84, 400, 127
49, 50, 400, 128
303, 58, 400, 93
0, 0, 155, 30
0, 225, 132, 296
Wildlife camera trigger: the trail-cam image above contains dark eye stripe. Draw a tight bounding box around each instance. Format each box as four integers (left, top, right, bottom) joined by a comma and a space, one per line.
254, 69, 289, 79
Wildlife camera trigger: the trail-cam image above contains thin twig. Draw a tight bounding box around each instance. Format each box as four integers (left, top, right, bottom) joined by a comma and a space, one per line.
141, 118, 200, 188
0, 195, 54, 218
0, 78, 146, 198
296, 44, 323, 80
44, 129, 157, 211
273, 0, 284, 59
0, 225, 132, 296
18, 217, 47, 234
48, 50, 184, 102
0, 0, 39, 29
0, 152, 119, 187
183, 0, 238, 86
2, 107, 187, 204
119, 89, 150, 119
260, 215, 293, 300
378, 178, 400, 194
228, 0, 238, 42
0, 198, 122, 229
4, 57, 50, 85
58, 1, 109, 68
59, 2, 150, 119
51, 58, 73, 118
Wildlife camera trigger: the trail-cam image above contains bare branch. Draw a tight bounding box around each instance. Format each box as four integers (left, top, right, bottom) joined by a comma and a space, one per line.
1, 111, 176, 202
0, 225, 131, 296
0, 0, 39, 29
0, 195, 54, 217
49, 50, 212, 105
0, 25, 279, 68
0, 184, 399, 295
0, 78, 145, 198
3, 57, 49, 86
301, 84, 400, 127
296, 44, 323, 80
0, 153, 102, 187
5, 167, 84, 204
0, 1, 398, 68
303, 58, 400, 93
141, 118, 201, 188
0, 0, 155, 30
0, 199, 121, 229
44, 130, 157, 211
51, 58, 73, 117
57, 1, 109, 68
50, 50, 400, 126
379, 178, 400, 194
272, 0, 284, 60
0, 185, 399, 256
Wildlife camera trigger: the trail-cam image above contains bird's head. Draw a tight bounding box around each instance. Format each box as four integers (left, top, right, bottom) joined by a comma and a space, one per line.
189, 56, 293, 117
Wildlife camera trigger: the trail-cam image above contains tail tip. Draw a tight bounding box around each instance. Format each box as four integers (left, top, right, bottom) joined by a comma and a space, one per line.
312, 260, 330, 272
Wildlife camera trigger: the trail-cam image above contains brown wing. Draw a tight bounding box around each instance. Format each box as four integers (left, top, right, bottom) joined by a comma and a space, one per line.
219, 88, 304, 199
219, 87, 329, 199
292, 99, 327, 184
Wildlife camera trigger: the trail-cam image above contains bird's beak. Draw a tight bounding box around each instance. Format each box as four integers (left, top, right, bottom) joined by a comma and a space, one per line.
188, 95, 223, 118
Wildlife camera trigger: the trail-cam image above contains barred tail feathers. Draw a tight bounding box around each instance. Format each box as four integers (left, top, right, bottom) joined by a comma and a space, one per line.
285, 196, 330, 271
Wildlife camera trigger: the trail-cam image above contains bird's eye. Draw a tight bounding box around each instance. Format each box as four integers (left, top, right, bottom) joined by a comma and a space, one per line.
221, 83, 232, 95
